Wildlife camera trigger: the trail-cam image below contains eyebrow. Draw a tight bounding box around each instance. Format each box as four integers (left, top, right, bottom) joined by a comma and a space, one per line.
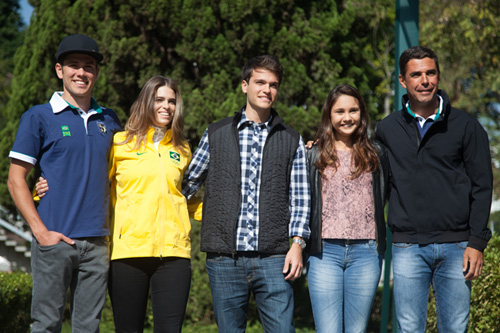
255, 79, 279, 85
334, 107, 359, 111
410, 69, 437, 75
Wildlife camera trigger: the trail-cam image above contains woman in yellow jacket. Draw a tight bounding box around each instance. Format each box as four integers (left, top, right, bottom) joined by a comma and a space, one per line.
108, 76, 202, 332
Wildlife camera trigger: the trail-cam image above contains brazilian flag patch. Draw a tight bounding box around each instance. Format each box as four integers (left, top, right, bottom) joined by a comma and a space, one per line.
61, 125, 71, 137
169, 151, 181, 165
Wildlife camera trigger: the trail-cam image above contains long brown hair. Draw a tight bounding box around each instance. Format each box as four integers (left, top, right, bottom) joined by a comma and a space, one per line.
120, 76, 187, 153
314, 84, 378, 178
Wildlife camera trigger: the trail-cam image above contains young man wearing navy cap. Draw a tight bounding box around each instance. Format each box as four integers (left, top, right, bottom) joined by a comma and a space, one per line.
7, 34, 121, 332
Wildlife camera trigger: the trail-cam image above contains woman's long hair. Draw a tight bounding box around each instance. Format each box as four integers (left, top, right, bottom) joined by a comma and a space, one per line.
314, 84, 378, 178
120, 76, 187, 153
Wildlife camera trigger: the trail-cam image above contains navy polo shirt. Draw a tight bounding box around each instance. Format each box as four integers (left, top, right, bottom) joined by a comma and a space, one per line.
9, 92, 122, 238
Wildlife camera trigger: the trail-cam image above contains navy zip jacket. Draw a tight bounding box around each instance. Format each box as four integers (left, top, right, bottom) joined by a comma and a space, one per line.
375, 90, 492, 252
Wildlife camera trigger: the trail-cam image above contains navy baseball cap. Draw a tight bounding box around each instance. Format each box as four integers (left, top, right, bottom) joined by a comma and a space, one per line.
56, 34, 103, 63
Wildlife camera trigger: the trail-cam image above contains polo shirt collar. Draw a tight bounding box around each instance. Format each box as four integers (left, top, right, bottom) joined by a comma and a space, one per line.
49, 92, 103, 114
405, 94, 443, 122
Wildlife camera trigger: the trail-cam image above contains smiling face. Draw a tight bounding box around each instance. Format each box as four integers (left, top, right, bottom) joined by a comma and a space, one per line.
330, 94, 361, 145
241, 68, 279, 115
399, 57, 440, 111
55, 53, 99, 107
152, 85, 176, 128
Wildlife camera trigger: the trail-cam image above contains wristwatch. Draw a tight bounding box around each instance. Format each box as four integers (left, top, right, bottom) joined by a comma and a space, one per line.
292, 238, 306, 250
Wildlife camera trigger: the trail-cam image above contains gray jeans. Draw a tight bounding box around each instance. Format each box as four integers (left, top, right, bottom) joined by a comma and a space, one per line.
31, 236, 109, 333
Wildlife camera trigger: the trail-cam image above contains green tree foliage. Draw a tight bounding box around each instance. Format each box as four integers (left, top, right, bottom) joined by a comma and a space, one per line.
0, 0, 24, 62
419, 0, 500, 198
420, 0, 500, 117
0, 1, 25, 216
0, 0, 395, 214
0, 0, 25, 126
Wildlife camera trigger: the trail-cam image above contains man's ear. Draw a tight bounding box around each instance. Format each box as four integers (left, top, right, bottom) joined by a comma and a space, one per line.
398, 74, 407, 89
55, 63, 63, 79
241, 80, 248, 94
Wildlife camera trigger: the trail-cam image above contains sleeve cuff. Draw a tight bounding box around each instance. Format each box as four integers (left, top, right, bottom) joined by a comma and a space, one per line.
468, 235, 491, 252
9, 151, 37, 165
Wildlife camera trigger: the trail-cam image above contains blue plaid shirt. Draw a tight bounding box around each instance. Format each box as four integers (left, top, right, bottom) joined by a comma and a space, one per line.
182, 110, 310, 251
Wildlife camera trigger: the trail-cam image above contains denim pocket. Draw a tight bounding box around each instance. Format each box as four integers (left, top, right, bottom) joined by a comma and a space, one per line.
367, 240, 379, 255
456, 241, 468, 250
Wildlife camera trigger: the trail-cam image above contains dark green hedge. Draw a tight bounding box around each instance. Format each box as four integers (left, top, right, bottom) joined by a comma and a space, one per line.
0, 271, 32, 332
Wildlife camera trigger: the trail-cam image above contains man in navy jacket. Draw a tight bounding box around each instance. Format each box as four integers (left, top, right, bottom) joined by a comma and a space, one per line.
376, 46, 492, 332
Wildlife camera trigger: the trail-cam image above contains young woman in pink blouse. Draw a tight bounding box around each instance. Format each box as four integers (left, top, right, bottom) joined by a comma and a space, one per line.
306, 84, 389, 332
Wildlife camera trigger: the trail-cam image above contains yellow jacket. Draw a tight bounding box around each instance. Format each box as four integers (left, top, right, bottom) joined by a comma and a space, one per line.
108, 128, 202, 260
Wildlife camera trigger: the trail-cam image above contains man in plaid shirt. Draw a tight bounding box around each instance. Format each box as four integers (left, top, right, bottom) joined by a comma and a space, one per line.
183, 55, 310, 332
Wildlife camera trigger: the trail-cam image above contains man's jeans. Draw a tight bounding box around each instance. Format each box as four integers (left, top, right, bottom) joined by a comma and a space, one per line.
393, 242, 471, 333
206, 252, 294, 333
31, 237, 109, 333
307, 239, 382, 333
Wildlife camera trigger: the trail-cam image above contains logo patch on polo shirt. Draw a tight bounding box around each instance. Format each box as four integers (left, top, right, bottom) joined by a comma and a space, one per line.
169, 151, 181, 165
97, 122, 107, 134
61, 126, 71, 137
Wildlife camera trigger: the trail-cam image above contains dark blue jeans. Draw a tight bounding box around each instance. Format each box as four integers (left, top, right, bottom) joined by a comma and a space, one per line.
206, 252, 295, 333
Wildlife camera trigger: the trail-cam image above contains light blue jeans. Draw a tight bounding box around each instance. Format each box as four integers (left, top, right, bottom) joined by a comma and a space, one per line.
307, 239, 382, 333
392, 242, 471, 333
206, 252, 294, 333
31, 237, 109, 333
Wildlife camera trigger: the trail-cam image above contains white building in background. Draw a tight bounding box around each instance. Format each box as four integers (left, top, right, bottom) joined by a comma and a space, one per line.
0, 256, 11, 273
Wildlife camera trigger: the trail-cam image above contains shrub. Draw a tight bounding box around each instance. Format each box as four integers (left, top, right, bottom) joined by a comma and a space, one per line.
185, 219, 216, 326
0, 271, 32, 332
468, 234, 500, 331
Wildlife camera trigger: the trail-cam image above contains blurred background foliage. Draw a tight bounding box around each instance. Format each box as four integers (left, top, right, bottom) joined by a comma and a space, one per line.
1, 0, 499, 212
0, 0, 396, 213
